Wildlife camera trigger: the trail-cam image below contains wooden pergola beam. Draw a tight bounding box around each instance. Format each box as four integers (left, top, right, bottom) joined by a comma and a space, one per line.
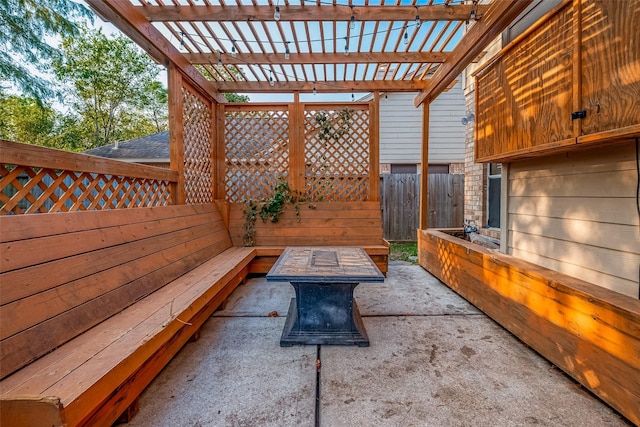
86, 0, 226, 104
139, 4, 491, 22
414, 0, 534, 107
214, 80, 429, 93
187, 51, 450, 65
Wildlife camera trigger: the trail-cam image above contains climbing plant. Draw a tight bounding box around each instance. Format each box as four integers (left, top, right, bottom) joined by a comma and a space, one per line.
242, 177, 314, 246
315, 107, 354, 142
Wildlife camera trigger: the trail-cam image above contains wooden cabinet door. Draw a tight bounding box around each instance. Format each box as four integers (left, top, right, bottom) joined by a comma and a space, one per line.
580, 0, 640, 135
475, 3, 575, 161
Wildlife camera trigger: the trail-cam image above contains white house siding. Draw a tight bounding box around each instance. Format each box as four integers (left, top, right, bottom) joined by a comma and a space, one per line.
378, 81, 466, 165
507, 142, 640, 298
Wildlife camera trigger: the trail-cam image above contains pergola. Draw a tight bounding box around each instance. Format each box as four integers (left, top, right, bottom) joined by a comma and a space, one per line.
2, 2, 639, 425
86, 0, 533, 227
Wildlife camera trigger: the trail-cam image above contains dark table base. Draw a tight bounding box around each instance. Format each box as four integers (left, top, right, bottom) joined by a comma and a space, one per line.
280, 282, 369, 347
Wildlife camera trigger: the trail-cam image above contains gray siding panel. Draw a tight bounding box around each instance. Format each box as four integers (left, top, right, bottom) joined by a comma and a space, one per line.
507, 143, 640, 298
379, 81, 466, 164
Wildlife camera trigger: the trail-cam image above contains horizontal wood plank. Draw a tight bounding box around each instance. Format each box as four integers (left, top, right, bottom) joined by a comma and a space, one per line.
0, 139, 177, 183
509, 169, 636, 198
507, 142, 636, 178
1, 209, 222, 273
0, 204, 216, 243
509, 214, 639, 253
0, 239, 233, 378
1, 221, 229, 304
228, 201, 385, 249
2, 248, 253, 426
509, 247, 639, 298
78, 265, 248, 426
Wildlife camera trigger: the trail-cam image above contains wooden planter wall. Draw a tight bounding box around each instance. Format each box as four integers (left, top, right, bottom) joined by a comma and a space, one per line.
418, 229, 640, 425
475, 0, 640, 163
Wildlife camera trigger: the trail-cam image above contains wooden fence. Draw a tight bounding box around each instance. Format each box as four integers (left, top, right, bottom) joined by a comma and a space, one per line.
380, 173, 464, 242
0, 140, 177, 215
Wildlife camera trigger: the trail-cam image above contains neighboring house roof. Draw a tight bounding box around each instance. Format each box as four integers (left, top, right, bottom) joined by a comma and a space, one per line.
83, 131, 169, 163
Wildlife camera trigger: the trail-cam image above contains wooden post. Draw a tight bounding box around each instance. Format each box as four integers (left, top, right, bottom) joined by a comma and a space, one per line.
369, 92, 380, 201
289, 92, 305, 193
168, 64, 186, 205
215, 103, 226, 201
209, 98, 217, 202
419, 102, 429, 230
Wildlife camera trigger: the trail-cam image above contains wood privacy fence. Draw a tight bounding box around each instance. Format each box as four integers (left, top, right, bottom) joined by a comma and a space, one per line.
380, 173, 464, 242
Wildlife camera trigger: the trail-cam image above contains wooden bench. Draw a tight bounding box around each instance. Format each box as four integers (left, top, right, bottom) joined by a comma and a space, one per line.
227, 201, 390, 274
0, 204, 255, 426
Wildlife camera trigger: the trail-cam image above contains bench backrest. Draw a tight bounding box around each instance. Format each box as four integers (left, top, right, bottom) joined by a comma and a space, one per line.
227, 201, 384, 246
0, 204, 232, 379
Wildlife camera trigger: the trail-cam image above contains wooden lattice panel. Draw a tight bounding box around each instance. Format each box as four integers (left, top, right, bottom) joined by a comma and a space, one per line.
182, 85, 213, 204
0, 164, 172, 215
304, 108, 370, 201
224, 108, 290, 202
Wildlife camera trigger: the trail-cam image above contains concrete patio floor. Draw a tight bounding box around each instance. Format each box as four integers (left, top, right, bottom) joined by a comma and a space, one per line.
123, 264, 629, 426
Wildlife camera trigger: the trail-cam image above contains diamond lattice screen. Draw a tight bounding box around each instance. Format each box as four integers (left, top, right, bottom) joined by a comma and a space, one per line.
0, 165, 172, 215
224, 109, 289, 202
304, 108, 370, 201
182, 85, 213, 204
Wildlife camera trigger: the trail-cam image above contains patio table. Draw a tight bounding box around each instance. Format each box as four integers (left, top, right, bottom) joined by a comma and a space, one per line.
267, 246, 384, 347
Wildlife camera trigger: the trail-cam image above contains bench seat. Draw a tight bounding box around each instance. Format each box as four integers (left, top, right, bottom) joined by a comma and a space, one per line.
0, 205, 255, 426
1, 246, 254, 426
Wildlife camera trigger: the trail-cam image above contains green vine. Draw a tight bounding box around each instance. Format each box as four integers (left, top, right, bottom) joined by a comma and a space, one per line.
315, 108, 354, 142
242, 177, 314, 247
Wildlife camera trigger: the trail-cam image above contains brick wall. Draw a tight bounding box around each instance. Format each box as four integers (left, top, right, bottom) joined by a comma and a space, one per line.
449, 162, 465, 175
463, 81, 487, 229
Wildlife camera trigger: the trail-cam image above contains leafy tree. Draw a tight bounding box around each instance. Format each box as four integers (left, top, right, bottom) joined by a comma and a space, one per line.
0, 94, 92, 151
53, 29, 166, 148
112, 110, 159, 142
49, 113, 91, 152
0, 94, 55, 145
197, 64, 250, 103
140, 80, 168, 133
225, 92, 250, 103
0, 0, 92, 104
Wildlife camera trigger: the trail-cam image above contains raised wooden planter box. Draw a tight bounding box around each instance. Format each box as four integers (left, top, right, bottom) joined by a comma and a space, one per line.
418, 229, 640, 425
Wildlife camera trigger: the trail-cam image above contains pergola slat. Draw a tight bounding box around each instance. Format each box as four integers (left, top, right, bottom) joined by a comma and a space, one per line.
215, 79, 429, 93
138, 4, 490, 23
185, 51, 449, 65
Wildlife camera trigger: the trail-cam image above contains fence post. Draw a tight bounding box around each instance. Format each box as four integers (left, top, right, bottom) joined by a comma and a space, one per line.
369, 92, 380, 201
289, 92, 305, 193
215, 103, 226, 201
168, 64, 185, 205
419, 102, 429, 230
